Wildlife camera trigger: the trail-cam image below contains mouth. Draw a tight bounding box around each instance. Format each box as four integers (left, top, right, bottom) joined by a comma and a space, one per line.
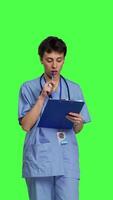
51, 71, 58, 75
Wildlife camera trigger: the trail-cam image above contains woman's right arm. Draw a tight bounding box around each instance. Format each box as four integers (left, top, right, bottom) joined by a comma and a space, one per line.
21, 80, 55, 132
21, 94, 46, 132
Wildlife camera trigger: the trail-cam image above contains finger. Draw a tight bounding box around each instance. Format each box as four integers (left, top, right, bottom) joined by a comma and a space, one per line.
68, 112, 80, 117
65, 117, 75, 123
44, 84, 53, 91
48, 83, 53, 88
46, 87, 52, 94
48, 81, 55, 87
66, 115, 82, 121
68, 113, 83, 121
69, 112, 83, 118
45, 84, 55, 95
66, 116, 83, 124
51, 80, 56, 85
66, 115, 76, 122
66, 116, 82, 125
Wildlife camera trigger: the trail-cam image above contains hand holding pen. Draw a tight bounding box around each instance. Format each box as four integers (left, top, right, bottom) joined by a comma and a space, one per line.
40, 72, 55, 98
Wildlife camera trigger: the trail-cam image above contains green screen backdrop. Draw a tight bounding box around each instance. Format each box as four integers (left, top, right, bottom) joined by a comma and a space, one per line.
0, 0, 113, 199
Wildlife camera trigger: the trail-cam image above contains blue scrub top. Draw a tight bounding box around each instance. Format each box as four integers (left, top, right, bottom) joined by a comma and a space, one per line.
18, 76, 91, 179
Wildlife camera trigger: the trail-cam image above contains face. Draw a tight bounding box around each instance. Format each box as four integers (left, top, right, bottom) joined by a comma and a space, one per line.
41, 51, 65, 79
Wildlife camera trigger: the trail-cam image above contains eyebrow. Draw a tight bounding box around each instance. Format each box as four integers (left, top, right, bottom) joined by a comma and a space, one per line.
46, 57, 63, 59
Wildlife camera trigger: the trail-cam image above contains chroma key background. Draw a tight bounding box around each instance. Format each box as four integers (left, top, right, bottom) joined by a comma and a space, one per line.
0, 0, 113, 199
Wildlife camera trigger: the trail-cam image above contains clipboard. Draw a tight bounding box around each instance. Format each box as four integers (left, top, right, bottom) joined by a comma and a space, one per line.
38, 99, 84, 129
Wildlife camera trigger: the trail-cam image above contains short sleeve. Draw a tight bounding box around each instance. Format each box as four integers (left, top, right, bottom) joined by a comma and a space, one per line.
18, 84, 32, 125
78, 86, 91, 124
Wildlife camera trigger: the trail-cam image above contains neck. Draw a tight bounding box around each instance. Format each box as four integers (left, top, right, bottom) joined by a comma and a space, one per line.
44, 73, 60, 83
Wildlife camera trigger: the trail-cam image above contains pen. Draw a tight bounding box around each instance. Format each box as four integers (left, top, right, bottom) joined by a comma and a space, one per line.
51, 72, 54, 80
47, 72, 54, 98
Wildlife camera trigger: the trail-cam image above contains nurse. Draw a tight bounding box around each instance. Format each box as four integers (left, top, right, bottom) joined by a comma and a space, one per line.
18, 36, 91, 200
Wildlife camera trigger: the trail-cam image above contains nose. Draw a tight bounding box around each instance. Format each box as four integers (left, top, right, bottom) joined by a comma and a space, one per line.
52, 61, 57, 69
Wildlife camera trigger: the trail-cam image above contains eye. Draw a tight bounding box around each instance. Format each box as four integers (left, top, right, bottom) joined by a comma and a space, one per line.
57, 59, 62, 62
46, 59, 53, 63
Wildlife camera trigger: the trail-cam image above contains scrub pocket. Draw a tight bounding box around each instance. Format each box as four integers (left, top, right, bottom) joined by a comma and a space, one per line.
31, 143, 51, 161
23, 142, 52, 176
62, 142, 79, 162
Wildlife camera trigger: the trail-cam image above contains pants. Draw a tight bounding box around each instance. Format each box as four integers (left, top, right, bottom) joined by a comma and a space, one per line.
25, 176, 79, 200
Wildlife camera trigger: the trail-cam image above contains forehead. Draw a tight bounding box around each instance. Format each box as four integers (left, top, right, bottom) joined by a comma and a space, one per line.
43, 51, 64, 58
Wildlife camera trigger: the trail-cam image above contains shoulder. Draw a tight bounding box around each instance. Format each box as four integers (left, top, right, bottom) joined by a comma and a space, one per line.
22, 76, 40, 88
19, 76, 41, 99
63, 77, 81, 91
61, 76, 84, 99
20, 76, 40, 91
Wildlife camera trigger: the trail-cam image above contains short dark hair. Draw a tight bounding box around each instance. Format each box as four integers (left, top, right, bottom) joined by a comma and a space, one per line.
38, 36, 67, 59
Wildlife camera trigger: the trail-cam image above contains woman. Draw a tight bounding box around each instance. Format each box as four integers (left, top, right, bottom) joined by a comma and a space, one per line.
18, 36, 91, 200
